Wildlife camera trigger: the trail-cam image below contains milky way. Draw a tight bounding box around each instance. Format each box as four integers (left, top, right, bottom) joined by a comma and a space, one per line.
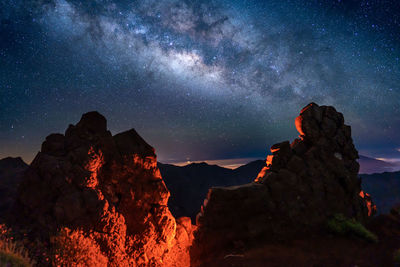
1, 0, 400, 163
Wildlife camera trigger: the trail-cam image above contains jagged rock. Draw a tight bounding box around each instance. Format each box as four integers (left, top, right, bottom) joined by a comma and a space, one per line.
191, 103, 375, 265
0, 157, 28, 218
12, 111, 193, 266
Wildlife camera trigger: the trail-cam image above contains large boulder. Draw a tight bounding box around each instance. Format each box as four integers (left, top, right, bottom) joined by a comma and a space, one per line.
191, 103, 374, 264
12, 111, 193, 266
0, 157, 28, 218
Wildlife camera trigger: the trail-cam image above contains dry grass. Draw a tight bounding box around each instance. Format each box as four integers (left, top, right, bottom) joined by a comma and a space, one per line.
51, 227, 108, 267
0, 239, 33, 267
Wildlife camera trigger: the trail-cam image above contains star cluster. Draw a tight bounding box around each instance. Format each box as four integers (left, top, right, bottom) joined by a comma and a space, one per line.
1, 0, 400, 163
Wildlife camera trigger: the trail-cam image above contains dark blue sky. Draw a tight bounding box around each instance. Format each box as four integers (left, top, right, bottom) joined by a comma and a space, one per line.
1, 0, 400, 163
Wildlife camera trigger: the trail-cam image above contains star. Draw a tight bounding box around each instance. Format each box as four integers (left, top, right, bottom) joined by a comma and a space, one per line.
0, 0, 400, 163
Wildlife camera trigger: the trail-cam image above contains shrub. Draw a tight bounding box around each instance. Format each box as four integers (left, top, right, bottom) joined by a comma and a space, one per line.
0, 239, 33, 267
51, 227, 108, 267
326, 213, 378, 243
0, 224, 33, 267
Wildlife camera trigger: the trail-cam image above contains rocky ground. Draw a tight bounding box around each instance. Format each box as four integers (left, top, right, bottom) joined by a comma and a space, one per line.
197, 207, 400, 267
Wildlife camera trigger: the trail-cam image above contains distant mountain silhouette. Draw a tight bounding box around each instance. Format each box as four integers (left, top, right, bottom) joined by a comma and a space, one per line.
358, 155, 397, 174
158, 160, 265, 221
360, 171, 400, 214
3, 154, 398, 221
160, 156, 400, 220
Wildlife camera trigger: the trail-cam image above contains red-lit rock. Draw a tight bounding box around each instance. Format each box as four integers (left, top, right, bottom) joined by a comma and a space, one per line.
13, 111, 192, 266
359, 190, 377, 216
191, 103, 375, 265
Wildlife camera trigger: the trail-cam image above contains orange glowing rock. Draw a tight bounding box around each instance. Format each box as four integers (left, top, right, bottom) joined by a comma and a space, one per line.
84, 147, 104, 188
255, 166, 269, 183
359, 190, 377, 217
14, 111, 194, 266
295, 115, 305, 136
266, 155, 274, 166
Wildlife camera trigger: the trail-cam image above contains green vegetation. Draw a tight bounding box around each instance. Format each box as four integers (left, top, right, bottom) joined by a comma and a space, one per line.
326, 213, 378, 243
0, 240, 33, 267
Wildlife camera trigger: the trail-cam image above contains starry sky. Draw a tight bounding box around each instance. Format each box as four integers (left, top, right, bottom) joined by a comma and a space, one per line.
1, 0, 400, 165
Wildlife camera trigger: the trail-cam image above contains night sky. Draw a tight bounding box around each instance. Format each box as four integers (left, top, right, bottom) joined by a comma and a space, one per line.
1, 0, 400, 165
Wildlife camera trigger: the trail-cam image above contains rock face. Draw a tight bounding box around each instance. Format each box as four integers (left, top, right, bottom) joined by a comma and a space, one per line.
191, 103, 375, 263
0, 157, 28, 218
13, 112, 193, 266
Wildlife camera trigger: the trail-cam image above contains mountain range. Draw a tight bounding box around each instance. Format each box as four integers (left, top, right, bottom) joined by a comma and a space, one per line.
158, 160, 265, 221
160, 157, 400, 221
358, 155, 399, 174
1, 155, 398, 223
361, 170, 400, 214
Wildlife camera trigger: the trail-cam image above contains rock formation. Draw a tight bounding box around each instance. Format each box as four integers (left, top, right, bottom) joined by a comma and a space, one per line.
191, 103, 375, 264
0, 157, 28, 218
12, 112, 193, 266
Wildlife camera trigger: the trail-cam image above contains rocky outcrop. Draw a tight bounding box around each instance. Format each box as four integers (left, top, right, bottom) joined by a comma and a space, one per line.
191, 103, 375, 264
12, 112, 193, 266
0, 157, 28, 218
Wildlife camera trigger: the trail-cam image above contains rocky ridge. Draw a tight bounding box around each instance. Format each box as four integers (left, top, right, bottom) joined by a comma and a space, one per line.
12, 112, 193, 266
191, 103, 375, 264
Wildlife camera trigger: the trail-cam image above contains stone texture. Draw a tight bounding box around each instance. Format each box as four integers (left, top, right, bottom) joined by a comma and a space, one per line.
191, 103, 375, 265
0, 157, 28, 218
13, 111, 193, 266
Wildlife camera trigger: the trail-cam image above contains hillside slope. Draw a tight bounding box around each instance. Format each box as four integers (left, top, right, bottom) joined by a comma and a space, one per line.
159, 160, 265, 221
